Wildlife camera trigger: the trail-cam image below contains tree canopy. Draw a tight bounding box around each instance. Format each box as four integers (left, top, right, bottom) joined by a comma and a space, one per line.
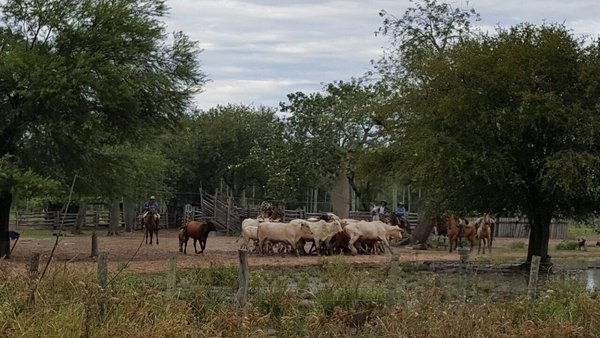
0, 0, 206, 257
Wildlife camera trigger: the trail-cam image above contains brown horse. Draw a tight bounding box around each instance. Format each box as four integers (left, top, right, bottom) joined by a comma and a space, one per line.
388, 212, 411, 233
446, 215, 465, 253
143, 211, 159, 245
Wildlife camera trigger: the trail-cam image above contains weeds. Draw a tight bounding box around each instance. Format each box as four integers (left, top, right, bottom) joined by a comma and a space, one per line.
0, 262, 599, 337
556, 241, 579, 250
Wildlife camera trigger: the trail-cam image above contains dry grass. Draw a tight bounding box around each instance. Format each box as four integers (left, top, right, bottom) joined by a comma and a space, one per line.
0, 258, 599, 337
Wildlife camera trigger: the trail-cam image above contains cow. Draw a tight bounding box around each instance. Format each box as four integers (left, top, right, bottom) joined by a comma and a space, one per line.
179, 220, 216, 254
257, 220, 313, 257
343, 220, 403, 255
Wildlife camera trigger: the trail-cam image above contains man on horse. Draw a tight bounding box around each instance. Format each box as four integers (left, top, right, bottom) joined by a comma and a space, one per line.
142, 196, 160, 226
394, 202, 409, 229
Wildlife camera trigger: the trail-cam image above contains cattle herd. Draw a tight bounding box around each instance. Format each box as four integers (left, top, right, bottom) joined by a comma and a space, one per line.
238, 213, 404, 256
174, 212, 497, 257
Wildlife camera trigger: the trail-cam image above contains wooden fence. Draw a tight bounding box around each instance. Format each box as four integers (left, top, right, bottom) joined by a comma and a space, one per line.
12, 210, 169, 229
494, 218, 568, 240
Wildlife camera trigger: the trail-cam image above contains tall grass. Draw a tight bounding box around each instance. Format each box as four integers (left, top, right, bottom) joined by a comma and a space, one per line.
0, 261, 599, 337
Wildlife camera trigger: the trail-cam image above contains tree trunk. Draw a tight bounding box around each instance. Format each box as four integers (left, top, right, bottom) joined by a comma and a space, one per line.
0, 190, 12, 258
331, 174, 349, 218
107, 199, 120, 236
73, 201, 87, 234
525, 212, 552, 270
411, 218, 435, 246
122, 196, 136, 232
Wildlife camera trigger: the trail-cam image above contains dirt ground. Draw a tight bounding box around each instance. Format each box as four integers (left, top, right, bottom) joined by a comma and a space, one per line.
3, 229, 600, 274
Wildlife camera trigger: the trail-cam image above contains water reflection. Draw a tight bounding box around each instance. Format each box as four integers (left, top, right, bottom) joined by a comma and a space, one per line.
587, 269, 599, 291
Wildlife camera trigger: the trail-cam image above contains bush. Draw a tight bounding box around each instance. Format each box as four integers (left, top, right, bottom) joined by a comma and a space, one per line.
510, 241, 527, 250
556, 241, 579, 250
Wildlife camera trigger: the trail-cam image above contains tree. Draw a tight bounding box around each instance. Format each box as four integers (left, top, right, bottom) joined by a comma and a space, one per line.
399, 23, 600, 268
0, 0, 205, 257
281, 80, 389, 214
166, 105, 283, 204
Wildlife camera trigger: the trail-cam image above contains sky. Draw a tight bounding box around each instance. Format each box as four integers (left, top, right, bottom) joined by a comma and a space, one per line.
163, 0, 600, 111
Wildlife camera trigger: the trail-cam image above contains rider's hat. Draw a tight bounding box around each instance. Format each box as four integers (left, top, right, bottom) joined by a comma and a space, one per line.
150, 196, 156, 199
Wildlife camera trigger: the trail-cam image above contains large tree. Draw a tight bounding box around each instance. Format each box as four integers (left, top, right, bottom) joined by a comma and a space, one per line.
399, 23, 600, 268
280, 80, 390, 213
0, 0, 205, 257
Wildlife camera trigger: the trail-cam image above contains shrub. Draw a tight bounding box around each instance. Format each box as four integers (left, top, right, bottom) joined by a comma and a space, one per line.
510, 241, 527, 250
556, 241, 579, 250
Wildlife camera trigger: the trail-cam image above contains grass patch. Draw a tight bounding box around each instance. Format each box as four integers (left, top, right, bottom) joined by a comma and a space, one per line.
1, 262, 600, 337
556, 240, 579, 251
509, 241, 527, 250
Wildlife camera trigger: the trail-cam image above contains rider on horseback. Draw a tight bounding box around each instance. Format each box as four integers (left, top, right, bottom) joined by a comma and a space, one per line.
395, 202, 409, 228
143, 196, 161, 224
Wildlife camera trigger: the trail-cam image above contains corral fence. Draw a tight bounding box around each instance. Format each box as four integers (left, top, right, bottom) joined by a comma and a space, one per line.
12, 210, 169, 229
189, 190, 570, 240
493, 217, 568, 240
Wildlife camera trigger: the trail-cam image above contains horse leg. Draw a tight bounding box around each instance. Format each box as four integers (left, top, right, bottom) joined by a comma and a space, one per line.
199, 239, 206, 253
193, 238, 199, 254
155, 229, 159, 245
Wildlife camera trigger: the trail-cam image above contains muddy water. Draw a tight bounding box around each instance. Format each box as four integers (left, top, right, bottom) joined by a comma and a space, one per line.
555, 257, 600, 291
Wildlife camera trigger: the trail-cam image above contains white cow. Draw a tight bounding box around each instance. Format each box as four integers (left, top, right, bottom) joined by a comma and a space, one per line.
257, 220, 313, 256
343, 220, 402, 255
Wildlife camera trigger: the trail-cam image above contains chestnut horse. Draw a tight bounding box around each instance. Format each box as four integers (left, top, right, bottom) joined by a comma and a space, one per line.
143, 211, 159, 245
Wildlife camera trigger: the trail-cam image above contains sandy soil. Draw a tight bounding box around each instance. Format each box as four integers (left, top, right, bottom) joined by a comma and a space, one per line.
3, 229, 599, 274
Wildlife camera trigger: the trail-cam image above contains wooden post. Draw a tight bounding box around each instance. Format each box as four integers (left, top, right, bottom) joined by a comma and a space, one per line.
91, 231, 98, 257
214, 189, 219, 220
386, 254, 401, 307
27, 252, 40, 305
458, 247, 469, 302
528, 255, 541, 300
236, 249, 249, 316
53, 211, 59, 230
313, 188, 318, 213
167, 256, 177, 297
97, 252, 108, 324
226, 197, 232, 236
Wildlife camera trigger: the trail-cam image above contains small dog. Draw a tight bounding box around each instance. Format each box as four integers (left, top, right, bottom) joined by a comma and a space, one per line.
596, 241, 600, 247
577, 238, 586, 251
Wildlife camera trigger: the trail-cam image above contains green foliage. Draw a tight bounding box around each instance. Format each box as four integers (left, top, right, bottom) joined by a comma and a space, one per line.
0, 155, 61, 201
166, 105, 282, 202
556, 241, 579, 250
510, 241, 528, 250
280, 80, 391, 207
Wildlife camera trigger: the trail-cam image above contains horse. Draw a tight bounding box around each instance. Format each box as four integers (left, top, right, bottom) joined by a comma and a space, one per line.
388, 212, 411, 233
446, 215, 465, 253
476, 215, 494, 254
142, 210, 159, 245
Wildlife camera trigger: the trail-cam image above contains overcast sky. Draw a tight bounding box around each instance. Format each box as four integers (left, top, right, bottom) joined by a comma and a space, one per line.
164, 0, 600, 111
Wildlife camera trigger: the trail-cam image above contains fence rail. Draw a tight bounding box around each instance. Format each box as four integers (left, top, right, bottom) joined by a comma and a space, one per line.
12, 210, 169, 229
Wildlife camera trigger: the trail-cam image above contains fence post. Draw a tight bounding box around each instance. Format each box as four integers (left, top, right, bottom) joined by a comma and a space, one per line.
226, 196, 232, 236
236, 249, 249, 316
386, 254, 402, 307
97, 252, 108, 324
457, 247, 470, 302
167, 255, 177, 297
27, 252, 40, 305
53, 211, 59, 230
91, 231, 98, 257
527, 255, 541, 300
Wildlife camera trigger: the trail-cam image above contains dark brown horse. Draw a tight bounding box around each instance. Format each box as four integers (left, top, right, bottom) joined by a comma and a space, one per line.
143, 211, 159, 245
388, 212, 411, 233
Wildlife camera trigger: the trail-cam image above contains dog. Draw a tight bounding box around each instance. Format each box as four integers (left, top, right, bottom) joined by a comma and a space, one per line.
577, 238, 586, 251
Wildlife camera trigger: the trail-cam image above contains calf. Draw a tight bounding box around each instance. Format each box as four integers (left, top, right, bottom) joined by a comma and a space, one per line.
180, 220, 216, 254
